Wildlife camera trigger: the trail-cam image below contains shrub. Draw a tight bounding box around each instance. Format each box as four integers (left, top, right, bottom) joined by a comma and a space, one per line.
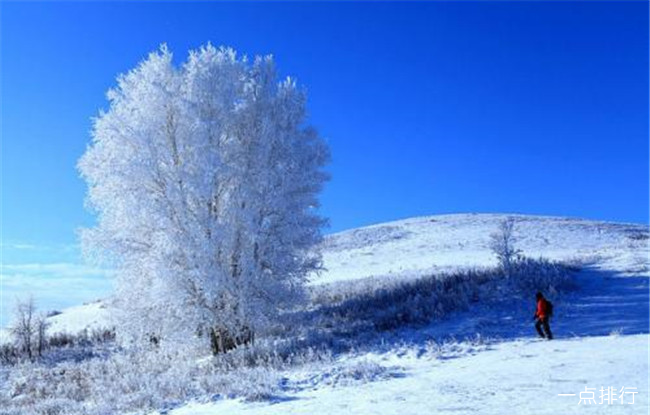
313, 258, 574, 336
626, 231, 649, 241
509, 256, 575, 294
48, 333, 76, 349
0, 341, 330, 414
316, 269, 496, 333
0, 343, 20, 365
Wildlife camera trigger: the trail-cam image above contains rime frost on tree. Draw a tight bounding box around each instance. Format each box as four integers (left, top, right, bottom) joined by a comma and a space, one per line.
78, 44, 329, 352
10, 296, 49, 361
489, 217, 522, 277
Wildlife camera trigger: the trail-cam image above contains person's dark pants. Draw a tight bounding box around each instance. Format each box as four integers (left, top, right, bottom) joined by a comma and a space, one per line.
535, 317, 553, 340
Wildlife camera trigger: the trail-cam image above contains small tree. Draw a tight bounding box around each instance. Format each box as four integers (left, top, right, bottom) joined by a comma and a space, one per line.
10, 297, 36, 361
9, 297, 50, 361
35, 313, 50, 358
489, 217, 522, 277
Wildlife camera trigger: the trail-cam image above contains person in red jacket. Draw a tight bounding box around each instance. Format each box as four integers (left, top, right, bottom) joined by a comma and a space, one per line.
534, 292, 553, 340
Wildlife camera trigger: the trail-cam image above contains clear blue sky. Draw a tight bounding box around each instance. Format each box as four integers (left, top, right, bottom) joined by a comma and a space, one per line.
2, 1, 648, 252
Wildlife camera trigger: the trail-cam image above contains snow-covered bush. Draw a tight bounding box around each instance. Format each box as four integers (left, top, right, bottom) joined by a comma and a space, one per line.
312, 257, 574, 338
626, 230, 649, 241
78, 44, 329, 353
325, 360, 392, 387
0, 343, 19, 365
296, 359, 394, 389
0, 327, 116, 370
421, 335, 491, 360
317, 269, 496, 332
509, 256, 575, 294
0, 339, 337, 415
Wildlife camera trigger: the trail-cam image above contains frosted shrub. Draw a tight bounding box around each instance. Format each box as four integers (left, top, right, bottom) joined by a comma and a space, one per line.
0, 344, 19, 365
509, 256, 574, 293
318, 269, 496, 332
0, 339, 339, 415
421, 336, 491, 360
329, 360, 390, 386
313, 259, 574, 338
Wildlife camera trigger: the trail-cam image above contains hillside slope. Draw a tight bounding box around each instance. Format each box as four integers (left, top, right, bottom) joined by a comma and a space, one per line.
22, 213, 648, 337
164, 214, 649, 415
316, 213, 648, 284
1, 213, 648, 415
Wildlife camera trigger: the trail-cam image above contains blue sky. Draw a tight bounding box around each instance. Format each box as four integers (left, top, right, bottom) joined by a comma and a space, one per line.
0, 1, 648, 322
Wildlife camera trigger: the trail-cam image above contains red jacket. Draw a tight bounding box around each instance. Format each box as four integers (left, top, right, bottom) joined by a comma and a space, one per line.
536, 298, 550, 319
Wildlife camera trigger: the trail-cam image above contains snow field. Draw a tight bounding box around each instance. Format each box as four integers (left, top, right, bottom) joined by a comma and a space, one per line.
1, 213, 647, 415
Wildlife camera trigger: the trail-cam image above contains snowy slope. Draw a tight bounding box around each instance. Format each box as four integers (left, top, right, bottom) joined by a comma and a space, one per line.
2, 213, 648, 414
24, 213, 648, 337
0, 301, 113, 344
315, 213, 648, 284
46, 301, 114, 335
162, 214, 649, 415
171, 335, 648, 415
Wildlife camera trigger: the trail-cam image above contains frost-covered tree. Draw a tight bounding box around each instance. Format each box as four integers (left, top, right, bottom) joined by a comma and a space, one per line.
10, 296, 48, 361
489, 217, 522, 277
11, 297, 35, 360
78, 44, 329, 353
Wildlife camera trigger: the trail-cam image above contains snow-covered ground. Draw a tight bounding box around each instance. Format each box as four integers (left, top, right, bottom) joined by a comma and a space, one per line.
166, 263, 650, 415
46, 301, 114, 335
316, 213, 647, 284
162, 214, 649, 415
0, 300, 113, 344
29, 214, 648, 337
172, 335, 648, 415
4, 213, 647, 414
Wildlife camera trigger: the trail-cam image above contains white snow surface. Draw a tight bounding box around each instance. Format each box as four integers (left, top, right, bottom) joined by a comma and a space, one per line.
0, 301, 113, 344
22, 213, 648, 335
314, 213, 647, 284
46, 301, 114, 335
10, 213, 647, 415
156, 213, 649, 415
172, 335, 648, 415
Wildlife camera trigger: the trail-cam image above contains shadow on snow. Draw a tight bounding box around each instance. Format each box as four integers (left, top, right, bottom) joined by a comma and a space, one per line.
291, 266, 649, 358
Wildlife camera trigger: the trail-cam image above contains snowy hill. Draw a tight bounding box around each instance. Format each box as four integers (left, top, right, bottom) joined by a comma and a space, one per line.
25, 213, 649, 337
315, 213, 647, 284
1, 213, 648, 415
162, 214, 649, 415
171, 334, 649, 415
